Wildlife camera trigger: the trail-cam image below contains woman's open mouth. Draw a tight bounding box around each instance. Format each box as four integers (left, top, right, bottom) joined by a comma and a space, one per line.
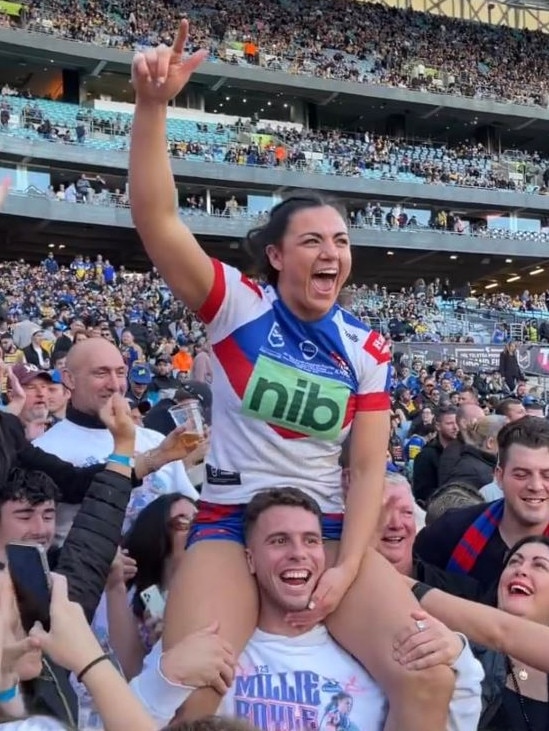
311, 269, 338, 295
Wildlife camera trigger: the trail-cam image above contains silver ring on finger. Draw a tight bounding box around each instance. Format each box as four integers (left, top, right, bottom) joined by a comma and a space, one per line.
415, 619, 428, 632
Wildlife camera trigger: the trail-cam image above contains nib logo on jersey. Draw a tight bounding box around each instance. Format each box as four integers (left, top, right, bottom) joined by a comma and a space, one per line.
241, 356, 349, 440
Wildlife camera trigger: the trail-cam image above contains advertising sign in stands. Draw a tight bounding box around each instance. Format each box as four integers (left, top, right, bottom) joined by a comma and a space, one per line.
397, 343, 549, 377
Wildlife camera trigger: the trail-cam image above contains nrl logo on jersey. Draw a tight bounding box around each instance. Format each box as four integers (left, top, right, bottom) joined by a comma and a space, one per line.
267, 322, 285, 348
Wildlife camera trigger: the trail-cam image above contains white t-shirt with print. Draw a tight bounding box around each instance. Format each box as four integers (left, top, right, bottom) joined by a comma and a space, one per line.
131, 625, 484, 731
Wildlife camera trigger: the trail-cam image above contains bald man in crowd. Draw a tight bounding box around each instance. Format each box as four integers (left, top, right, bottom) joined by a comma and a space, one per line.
437, 403, 485, 489
35, 339, 199, 544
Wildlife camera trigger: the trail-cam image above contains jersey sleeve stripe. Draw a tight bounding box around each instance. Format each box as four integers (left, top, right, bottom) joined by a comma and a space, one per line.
356, 393, 391, 411
241, 274, 263, 298
197, 258, 226, 324
212, 334, 254, 397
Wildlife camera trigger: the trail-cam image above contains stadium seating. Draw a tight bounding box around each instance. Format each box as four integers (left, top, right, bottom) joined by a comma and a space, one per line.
2, 95, 546, 194
23, 0, 549, 108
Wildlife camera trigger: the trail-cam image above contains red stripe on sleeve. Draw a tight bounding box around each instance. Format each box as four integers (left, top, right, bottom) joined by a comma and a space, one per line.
241, 274, 262, 298
197, 259, 226, 324
355, 392, 391, 411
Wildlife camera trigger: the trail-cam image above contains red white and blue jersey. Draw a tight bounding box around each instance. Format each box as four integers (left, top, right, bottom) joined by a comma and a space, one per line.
197, 260, 391, 513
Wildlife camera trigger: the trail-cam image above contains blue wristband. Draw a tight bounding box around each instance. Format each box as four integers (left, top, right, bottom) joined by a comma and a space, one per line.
0, 684, 18, 702
107, 453, 135, 468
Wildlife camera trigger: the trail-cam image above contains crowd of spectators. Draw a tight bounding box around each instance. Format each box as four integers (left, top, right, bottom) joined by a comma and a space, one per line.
17, 0, 549, 108
0, 257, 208, 385
1, 4, 549, 729
343, 277, 549, 345
0, 255, 547, 366
4, 87, 548, 196
2, 249, 549, 730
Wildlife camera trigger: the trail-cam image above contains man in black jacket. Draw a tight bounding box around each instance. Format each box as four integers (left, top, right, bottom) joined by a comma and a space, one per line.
437, 403, 484, 489
412, 405, 458, 506
1, 394, 136, 725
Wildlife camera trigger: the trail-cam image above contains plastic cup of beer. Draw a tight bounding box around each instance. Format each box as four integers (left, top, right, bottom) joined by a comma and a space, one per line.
169, 400, 205, 451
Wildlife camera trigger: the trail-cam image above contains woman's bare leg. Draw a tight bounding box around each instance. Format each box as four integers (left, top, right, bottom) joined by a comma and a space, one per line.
325, 545, 454, 731
163, 540, 258, 720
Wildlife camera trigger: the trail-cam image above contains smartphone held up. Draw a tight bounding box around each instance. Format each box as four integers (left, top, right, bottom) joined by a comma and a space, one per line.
6, 542, 52, 633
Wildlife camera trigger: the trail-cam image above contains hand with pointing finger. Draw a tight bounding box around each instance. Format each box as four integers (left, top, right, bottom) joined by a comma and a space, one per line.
131, 20, 208, 105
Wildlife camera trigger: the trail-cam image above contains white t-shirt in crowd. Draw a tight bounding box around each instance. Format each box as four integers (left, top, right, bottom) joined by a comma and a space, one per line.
480, 480, 503, 502
34, 415, 199, 543
0, 720, 67, 730
131, 625, 484, 731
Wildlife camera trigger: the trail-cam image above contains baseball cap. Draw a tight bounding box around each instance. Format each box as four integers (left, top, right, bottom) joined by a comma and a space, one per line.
175, 381, 213, 411
12, 363, 53, 386
50, 369, 63, 385
129, 362, 153, 385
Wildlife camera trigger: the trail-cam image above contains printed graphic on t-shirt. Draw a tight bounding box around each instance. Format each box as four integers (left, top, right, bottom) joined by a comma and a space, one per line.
233, 667, 368, 731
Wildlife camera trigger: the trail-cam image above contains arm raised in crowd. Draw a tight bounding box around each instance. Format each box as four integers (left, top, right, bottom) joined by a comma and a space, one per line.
31, 573, 157, 731
104, 550, 146, 680
7, 407, 194, 506
129, 20, 214, 310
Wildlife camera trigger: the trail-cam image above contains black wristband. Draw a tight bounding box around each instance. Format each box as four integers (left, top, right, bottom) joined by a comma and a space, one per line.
76, 653, 111, 684
411, 581, 434, 603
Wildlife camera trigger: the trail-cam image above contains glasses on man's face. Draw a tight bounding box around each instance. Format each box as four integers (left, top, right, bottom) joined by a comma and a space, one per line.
168, 514, 195, 532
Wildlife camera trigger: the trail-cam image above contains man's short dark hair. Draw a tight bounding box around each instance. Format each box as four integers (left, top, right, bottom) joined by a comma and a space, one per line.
51, 350, 69, 367
243, 487, 322, 541
498, 416, 549, 469
495, 398, 522, 418
168, 716, 257, 731
460, 386, 479, 400
435, 405, 457, 421
0, 468, 59, 509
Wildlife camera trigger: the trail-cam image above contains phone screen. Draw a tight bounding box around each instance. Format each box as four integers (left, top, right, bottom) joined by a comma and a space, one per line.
6, 543, 51, 633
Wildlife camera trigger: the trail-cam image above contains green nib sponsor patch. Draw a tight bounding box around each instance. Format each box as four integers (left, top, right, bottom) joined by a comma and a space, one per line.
242, 355, 349, 440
